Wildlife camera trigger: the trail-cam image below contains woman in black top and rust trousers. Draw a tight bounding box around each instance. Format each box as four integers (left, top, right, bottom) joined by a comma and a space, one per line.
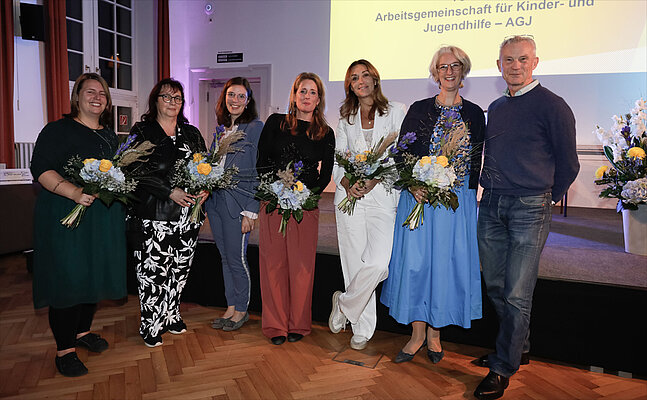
256, 72, 335, 345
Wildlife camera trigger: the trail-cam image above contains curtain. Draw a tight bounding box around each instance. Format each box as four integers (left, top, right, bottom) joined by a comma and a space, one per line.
44, 0, 70, 123
157, 0, 170, 81
0, 0, 15, 168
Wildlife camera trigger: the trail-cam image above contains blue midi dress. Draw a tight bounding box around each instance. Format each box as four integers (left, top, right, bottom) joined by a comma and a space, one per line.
380, 103, 482, 329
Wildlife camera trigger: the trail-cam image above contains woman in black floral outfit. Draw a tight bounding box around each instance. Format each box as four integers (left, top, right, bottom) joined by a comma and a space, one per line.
126, 78, 208, 347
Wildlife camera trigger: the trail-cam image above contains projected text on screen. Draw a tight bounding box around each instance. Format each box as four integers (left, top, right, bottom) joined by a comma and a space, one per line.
329, 0, 646, 81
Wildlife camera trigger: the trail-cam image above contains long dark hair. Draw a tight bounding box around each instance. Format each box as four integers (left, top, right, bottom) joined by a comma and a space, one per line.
339, 59, 389, 124
281, 72, 329, 141
64, 73, 113, 128
215, 77, 258, 127
141, 78, 189, 124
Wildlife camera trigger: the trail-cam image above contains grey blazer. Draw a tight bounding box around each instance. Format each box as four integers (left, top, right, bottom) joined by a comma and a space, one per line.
206, 119, 263, 219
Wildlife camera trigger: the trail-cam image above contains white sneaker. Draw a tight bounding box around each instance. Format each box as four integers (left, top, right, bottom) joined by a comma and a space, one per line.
350, 335, 368, 350
328, 291, 347, 333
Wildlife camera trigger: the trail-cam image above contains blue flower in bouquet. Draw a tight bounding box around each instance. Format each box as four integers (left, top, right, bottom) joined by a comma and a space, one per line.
256, 160, 321, 235
270, 180, 312, 210
412, 156, 456, 188
61, 133, 154, 229
79, 158, 127, 191
293, 160, 304, 177
209, 124, 227, 153
389, 131, 417, 155
188, 159, 225, 185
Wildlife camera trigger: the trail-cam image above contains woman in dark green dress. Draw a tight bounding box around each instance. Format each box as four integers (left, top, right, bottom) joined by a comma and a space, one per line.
30, 73, 127, 377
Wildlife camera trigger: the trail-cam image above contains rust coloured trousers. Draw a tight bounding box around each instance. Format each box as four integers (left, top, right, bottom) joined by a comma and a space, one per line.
258, 207, 319, 338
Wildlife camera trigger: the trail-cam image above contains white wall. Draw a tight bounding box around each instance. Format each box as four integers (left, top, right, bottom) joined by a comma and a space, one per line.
12, 0, 46, 143
169, 0, 647, 209
133, 0, 157, 121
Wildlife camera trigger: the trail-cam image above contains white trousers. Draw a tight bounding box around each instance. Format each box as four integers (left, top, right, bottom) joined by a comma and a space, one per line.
334, 192, 397, 339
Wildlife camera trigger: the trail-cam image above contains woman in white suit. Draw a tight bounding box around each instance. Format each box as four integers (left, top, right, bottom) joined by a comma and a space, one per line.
328, 59, 406, 350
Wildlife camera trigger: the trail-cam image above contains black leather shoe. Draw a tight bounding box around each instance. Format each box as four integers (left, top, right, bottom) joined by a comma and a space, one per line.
394, 341, 426, 363
287, 333, 304, 342
271, 336, 286, 345
427, 349, 444, 364
75, 333, 108, 353
55, 352, 88, 377
475, 352, 530, 368
474, 371, 509, 400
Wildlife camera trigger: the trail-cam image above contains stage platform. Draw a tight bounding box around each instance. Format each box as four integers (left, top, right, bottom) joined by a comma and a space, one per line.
200, 193, 647, 289
127, 193, 646, 377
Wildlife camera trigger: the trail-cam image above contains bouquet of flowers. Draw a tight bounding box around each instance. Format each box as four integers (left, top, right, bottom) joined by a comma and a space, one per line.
171, 125, 244, 222
335, 131, 416, 215
594, 98, 647, 210
396, 109, 471, 230
61, 134, 155, 228
256, 161, 321, 235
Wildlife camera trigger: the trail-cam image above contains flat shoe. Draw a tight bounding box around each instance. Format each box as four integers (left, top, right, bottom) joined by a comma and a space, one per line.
211, 316, 231, 329
168, 320, 187, 334
75, 333, 108, 353
55, 352, 88, 377
143, 334, 163, 348
271, 336, 286, 345
350, 335, 368, 350
222, 312, 249, 331
287, 333, 303, 342
427, 348, 444, 364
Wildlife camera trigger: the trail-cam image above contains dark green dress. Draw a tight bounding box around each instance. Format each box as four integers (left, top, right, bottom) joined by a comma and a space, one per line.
30, 117, 127, 309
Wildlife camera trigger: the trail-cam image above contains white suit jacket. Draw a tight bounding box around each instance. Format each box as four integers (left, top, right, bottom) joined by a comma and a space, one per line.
332, 101, 407, 208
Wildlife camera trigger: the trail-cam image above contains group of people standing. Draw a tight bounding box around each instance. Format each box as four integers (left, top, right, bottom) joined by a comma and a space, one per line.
30, 35, 578, 400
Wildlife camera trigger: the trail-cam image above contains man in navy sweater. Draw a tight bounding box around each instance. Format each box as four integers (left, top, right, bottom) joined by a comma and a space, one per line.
474, 36, 579, 400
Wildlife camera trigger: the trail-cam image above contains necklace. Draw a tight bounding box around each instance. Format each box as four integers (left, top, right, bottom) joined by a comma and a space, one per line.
360, 108, 374, 127
435, 96, 462, 107
75, 117, 114, 149
75, 117, 101, 131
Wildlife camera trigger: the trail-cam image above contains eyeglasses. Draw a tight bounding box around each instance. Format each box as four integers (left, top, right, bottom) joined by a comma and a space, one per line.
226, 92, 248, 102
158, 94, 183, 104
503, 34, 534, 41
437, 62, 462, 72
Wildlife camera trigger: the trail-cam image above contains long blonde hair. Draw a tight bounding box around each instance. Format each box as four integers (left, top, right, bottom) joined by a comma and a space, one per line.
282, 72, 329, 141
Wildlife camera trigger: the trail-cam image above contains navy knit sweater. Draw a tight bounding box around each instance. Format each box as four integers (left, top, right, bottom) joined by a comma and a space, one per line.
479, 84, 579, 202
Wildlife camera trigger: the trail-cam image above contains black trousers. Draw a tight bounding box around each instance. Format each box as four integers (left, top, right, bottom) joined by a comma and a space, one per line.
48, 303, 97, 351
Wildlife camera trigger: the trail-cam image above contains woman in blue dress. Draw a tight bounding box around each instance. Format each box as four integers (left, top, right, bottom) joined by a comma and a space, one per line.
380, 46, 485, 364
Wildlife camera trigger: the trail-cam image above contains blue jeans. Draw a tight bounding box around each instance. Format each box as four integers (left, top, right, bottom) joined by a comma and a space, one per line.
477, 191, 552, 377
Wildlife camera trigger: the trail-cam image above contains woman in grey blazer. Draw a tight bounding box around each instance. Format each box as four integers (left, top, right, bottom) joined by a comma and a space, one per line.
205, 77, 263, 331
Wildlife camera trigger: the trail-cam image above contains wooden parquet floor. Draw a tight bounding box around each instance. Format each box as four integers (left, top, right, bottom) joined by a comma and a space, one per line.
1, 253, 646, 400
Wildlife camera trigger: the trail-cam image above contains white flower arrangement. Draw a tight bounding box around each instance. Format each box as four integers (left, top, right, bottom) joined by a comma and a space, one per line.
593, 98, 647, 210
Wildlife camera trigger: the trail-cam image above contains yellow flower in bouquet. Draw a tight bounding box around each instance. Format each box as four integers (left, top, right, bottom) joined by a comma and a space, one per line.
627, 147, 646, 159
83, 158, 97, 165
193, 153, 204, 162
355, 153, 368, 162
435, 155, 449, 167
595, 165, 608, 179
419, 156, 432, 166
196, 162, 212, 175
99, 159, 113, 172
294, 181, 304, 192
